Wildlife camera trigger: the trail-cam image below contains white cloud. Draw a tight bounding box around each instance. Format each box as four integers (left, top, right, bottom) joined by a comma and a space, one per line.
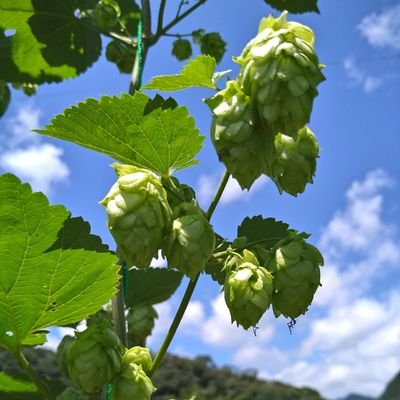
343, 56, 383, 94
0, 104, 69, 195
197, 171, 268, 207
358, 4, 400, 51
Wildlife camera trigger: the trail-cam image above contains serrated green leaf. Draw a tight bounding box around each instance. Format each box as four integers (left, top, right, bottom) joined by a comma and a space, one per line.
21, 331, 48, 346
36, 92, 204, 176
142, 55, 217, 92
0, 373, 37, 393
264, 0, 319, 14
125, 268, 183, 307
0, 0, 101, 84
0, 174, 119, 352
237, 216, 291, 250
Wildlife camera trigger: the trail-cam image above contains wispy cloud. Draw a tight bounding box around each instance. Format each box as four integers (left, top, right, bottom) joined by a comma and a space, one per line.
343, 56, 383, 94
0, 104, 70, 195
358, 4, 400, 51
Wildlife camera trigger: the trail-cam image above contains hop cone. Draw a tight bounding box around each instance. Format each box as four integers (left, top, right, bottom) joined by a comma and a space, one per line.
57, 388, 89, 400
66, 317, 122, 393
127, 304, 158, 345
200, 32, 226, 64
235, 11, 325, 137
163, 203, 215, 279
123, 346, 153, 374
100, 164, 172, 268
224, 250, 274, 330
210, 80, 274, 189
56, 335, 75, 378
172, 39, 193, 61
93, 0, 121, 31
105, 41, 136, 74
270, 236, 324, 319
267, 126, 319, 196
112, 363, 156, 400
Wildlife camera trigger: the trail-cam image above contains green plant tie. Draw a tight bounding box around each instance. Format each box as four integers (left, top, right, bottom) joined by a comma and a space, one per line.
136, 18, 144, 89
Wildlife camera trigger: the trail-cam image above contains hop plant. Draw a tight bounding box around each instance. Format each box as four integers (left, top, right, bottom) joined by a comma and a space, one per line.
93, 0, 121, 31
200, 32, 226, 64
56, 335, 75, 378
269, 235, 324, 319
66, 316, 122, 393
127, 304, 158, 345
163, 203, 215, 279
224, 250, 274, 329
100, 164, 172, 268
172, 39, 193, 61
105, 41, 136, 74
57, 388, 89, 400
267, 126, 319, 196
123, 346, 153, 374
235, 11, 325, 137
209, 80, 274, 189
22, 83, 37, 96
112, 363, 156, 400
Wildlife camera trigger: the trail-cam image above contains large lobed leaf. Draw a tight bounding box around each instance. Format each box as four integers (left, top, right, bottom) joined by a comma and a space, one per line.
37, 92, 204, 176
0, 0, 101, 84
125, 268, 183, 307
142, 55, 217, 92
0, 373, 36, 393
0, 174, 119, 352
264, 0, 319, 14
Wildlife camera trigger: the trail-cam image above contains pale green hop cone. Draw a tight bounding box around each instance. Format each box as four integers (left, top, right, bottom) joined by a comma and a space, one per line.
122, 346, 153, 374
93, 0, 121, 31
235, 11, 325, 137
56, 335, 75, 378
267, 126, 319, 196
127, 304, 158, 345
112, 363, 156, 400
270, 236, 324, 319
66, 317, 122, 393
163, 204, 215, 279
100, 164, 172, 268
224, 250, 274, 330
209, 80, 274, 189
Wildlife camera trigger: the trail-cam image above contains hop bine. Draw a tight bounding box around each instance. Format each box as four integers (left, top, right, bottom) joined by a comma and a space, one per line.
127, 304, 158, 346
269, 235, 324, 319
224, 249, 274, 330
100, 164, 172, 268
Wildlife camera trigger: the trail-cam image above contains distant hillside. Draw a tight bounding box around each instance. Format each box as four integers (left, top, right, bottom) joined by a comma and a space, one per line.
339, 395, 375, 400
0, 349, 324, 400
380, 371, 400, 400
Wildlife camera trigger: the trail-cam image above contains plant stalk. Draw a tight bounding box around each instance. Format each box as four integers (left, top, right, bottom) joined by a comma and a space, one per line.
14, 349, 55, 400
112, 262, 128, 347
149, 170, 230, 377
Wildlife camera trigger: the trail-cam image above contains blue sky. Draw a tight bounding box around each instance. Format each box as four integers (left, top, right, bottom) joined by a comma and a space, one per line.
1, 0, 400, 398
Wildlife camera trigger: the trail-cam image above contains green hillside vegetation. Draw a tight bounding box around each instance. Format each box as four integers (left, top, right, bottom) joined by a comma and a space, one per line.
380, 371, 400, 400
0, 348, 323, 399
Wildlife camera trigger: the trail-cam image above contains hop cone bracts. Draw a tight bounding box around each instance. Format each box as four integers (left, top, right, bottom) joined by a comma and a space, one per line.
127, 304, 158, 346
236, 11, 325, 137
267, 126, 319, 196
100, 164, 172, 268
66, 316, 122, 393
224, 249, 274, 329
270, 235, 324, 319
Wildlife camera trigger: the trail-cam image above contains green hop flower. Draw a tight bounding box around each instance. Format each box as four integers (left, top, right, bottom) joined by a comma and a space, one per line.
209, 80, 274, 189
123, 346, 152, 374
56, 335, 75, 378
267, 126, 319, 196
270, 236, 324, 319
224, 250, 274, 330
235, 11, 325, 137
57, 388, 89, 400
163, 204, 215, 279
22, 83, 37, 96
172, 39, 193, 61
100, 164, 172, 268
112, 363, 156, 400
0, 81, 11, 118
66, 317, 122, 393
127, 304, 158, 346
105, 40, 136, 74
93, 0, 121, 31
200, 32, 226, 64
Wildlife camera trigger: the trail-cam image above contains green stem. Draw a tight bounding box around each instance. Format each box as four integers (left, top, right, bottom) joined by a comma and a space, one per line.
158, 0, 207, 39
14, 349, 55, 400
156, 0, 167, 37
149, 170, 230, 377
206, 171, 230, 220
